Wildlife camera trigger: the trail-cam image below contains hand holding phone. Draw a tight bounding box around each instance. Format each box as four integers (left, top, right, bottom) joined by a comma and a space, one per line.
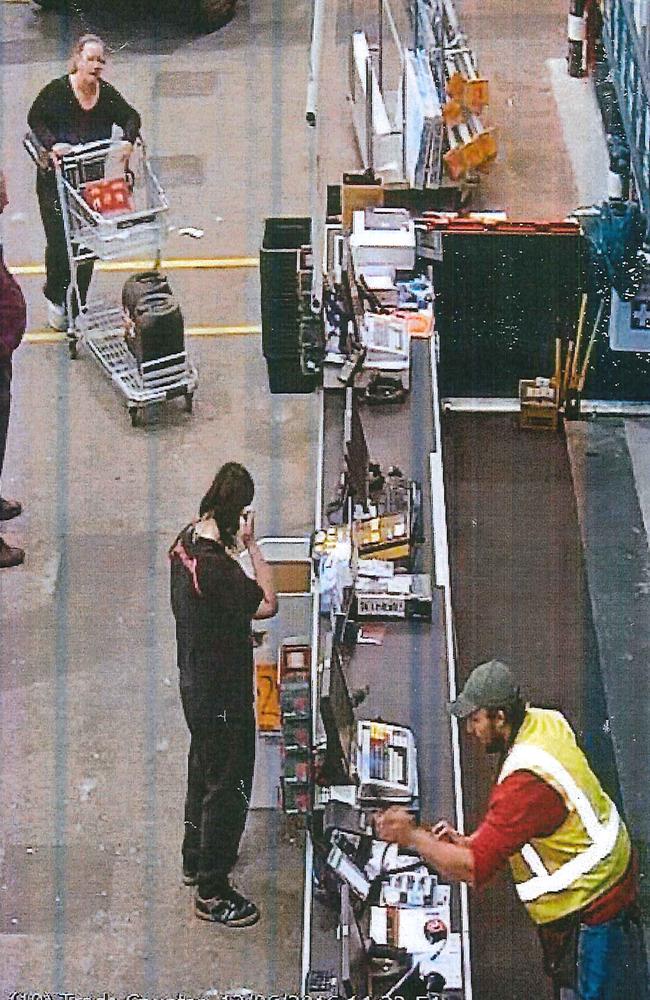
241, 509, 255, 549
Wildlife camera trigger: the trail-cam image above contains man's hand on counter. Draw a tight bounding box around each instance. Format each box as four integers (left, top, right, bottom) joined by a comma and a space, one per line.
375, 807, 475, 886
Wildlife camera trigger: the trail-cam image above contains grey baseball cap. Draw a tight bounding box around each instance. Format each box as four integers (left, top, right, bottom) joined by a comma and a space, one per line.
448, 659, 520, 718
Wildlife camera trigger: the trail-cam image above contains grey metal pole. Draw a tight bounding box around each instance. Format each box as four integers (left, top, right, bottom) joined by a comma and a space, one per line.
401, 59, 408, 181
306, 0, 326, 126
366, 53, 375, 171
340, 883, 351, 987
306, 0, 326, 310
378, 0, 384, 93
568, 0, 586, 77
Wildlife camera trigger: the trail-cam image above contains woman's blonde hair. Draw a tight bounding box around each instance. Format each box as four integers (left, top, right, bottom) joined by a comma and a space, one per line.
69, 34, 106, 74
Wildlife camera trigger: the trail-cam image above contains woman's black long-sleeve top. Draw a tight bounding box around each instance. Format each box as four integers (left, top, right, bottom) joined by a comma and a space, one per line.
28, 75, 141, 150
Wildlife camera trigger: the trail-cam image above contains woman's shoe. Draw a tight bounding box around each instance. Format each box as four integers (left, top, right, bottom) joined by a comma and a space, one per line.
47, 300, 68, 332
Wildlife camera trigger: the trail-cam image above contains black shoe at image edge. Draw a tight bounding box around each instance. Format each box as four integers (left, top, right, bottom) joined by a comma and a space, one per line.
194, 886, 260, 927
0, 538, 25, 568
0, 498, 22, 521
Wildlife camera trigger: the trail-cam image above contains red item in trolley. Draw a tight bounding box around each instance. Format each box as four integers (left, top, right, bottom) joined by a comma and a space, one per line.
82, 176, 135, 216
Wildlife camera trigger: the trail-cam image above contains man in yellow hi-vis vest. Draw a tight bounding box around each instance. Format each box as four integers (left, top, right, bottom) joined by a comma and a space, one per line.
376, 660, 647, 1000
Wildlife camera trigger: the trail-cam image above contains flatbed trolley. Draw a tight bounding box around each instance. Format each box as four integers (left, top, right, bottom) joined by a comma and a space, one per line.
24, 134, 198, 426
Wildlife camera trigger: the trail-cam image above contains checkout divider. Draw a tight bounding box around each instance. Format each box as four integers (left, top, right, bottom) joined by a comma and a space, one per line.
297, 337, 473, 999
429, 341, 473, 999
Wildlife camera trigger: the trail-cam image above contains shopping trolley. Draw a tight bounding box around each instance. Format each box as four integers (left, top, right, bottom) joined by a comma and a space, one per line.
24, 134, 198, 425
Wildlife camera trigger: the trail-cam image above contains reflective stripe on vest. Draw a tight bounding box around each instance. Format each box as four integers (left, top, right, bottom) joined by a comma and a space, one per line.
498, 743, 621, 902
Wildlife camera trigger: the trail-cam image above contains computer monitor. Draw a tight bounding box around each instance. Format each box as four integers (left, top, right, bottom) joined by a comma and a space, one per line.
320, 638, 356, 785
344, 391, 369, 508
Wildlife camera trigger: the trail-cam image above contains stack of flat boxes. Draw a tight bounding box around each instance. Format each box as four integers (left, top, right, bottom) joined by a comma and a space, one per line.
279, 641, 311, 814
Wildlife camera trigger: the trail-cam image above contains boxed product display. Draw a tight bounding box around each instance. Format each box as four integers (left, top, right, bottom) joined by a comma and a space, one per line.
280, 777, 311, 814
281, 746, 311, 783
282, 715, 311, 750
280, 678, 310, 717
279, 636, 311, 678
353, 512, 411, 561
352, 573, 433, 620
350, 208, 416, 274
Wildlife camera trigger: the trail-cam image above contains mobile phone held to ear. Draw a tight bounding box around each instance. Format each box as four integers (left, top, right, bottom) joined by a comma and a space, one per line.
241, 509, 255, 538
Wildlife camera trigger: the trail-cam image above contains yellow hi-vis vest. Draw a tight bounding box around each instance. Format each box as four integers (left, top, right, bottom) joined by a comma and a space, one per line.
498, 707, 631, 925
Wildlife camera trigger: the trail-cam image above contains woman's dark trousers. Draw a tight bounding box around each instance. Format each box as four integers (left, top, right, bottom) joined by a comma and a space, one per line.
36, 170, 94, 312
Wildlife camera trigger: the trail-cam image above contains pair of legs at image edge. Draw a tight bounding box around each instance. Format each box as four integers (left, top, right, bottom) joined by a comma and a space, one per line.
556, 908, 649, 1000
37, 171, 93, 331
0, 361, 24, 568
182, 714, 259, 928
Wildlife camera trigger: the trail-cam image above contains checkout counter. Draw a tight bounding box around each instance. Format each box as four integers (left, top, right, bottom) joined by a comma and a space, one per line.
289, 207, 473, 999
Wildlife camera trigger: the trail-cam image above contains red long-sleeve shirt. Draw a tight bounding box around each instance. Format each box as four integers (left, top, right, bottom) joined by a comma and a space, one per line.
469, 771, 636, 924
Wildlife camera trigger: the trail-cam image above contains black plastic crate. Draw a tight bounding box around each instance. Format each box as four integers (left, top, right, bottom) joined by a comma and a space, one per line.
261, 300, 300, 324
262, 217, 311, 250
262, 318, 300, 347
263, 346, 302, 364
263, 333, 301, 358
266, 357, 320, 394
260, 250, 301, 274
260, 254, 301, 299
260, 277, 300, 296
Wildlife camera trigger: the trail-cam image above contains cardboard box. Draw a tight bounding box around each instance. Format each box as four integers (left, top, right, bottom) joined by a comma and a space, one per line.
280, 636, 311, 678
255, 660, 281, 731
281, 778, 310, 814
342, 174, 384, 231
519, 379, 559, 431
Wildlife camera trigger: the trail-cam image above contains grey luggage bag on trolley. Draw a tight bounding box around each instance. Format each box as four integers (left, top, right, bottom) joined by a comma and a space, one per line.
122, 272, 185, 370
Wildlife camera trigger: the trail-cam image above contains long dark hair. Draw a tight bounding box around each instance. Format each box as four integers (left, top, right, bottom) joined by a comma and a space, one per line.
199, 462, 254, 549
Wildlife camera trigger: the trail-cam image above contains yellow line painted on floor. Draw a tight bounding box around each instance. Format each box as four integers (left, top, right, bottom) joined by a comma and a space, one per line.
187, 325, 261, 337
24, 324, 261, 344
12, 257, 259, 276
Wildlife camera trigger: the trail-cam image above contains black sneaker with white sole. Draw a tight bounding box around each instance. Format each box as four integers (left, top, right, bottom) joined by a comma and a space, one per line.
182, 868, 198, 887
194, 886, 260, 927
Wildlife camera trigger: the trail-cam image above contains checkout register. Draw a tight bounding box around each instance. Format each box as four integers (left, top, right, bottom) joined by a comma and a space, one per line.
316, 635, 460, 997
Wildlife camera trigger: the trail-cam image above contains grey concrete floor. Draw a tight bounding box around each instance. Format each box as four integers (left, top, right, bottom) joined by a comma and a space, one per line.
0, 0, 618, 997
458, 0, 607, 216
0, 1, 335, 993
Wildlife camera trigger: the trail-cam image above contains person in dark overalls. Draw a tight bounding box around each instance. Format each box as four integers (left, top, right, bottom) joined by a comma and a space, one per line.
170, 462, 277, 927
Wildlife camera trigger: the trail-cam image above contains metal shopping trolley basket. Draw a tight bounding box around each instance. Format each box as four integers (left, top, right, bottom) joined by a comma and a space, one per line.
24, 133, 198, 425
